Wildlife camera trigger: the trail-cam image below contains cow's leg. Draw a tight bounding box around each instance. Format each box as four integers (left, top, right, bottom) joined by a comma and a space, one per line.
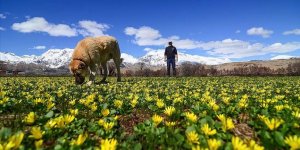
113, 57, 121, 82
87, 64, 96, 85
100, 62, 108, 83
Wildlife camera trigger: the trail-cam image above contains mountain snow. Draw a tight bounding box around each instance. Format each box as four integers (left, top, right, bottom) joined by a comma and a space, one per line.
0, 49, 73, 68
1, 48, 231, 68
270, 55, 298, 60
121, 53, 139, 64
139, 50, 231, 66
38, 48, 73, 68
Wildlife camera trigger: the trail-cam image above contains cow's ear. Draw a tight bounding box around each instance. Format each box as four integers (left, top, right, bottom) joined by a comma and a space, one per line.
79, 62, 86, 69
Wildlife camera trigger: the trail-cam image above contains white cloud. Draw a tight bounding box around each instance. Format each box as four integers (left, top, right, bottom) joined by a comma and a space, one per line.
247, 27, 273, 38
262, 42, 300, 53
125, 26, 300, 59
11, 17, 77, 37
78, 20, 109, 37
33, 45, 46, 50
0, 27, 5, 31
271, 55, 299, 60
200, 40, 300, 58
144, 48, 156, 52
200, 39, 266, 58
0, 13, 6, 19
11, 17, 112, 37
124, 26, 200, 49
283, 29, 300, 35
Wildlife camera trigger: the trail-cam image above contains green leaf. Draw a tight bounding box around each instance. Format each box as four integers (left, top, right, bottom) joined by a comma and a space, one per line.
262, 131, 271, 139
224, 142, 233, 150
186, 126, 196, 133
54, 144, 63, 150
0, 127, 11, 139
175, 133, 185, 143
102, 103, 108, 109
274, 131, 285, 147
199, 117, 207, 125
110, 109, 116, 114
134, 143, 142, 150
45, 110, 54, 118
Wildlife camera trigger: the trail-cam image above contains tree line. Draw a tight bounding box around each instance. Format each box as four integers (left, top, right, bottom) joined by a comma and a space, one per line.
121, 61, 300, 77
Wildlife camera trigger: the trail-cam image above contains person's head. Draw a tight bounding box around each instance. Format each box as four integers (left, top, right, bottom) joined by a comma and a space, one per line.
168, 41, 173, 46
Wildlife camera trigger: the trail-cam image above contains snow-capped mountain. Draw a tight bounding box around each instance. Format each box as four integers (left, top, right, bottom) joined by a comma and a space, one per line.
38, 48, 73, 68
1, 48, 231, 68
0, 49, 73, 68
121, 53, 139, 64
138, 50, 231, 66
0, 52, 33, 62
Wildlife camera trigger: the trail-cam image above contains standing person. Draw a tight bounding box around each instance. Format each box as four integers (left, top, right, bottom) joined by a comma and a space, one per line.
164, 41, 178, 76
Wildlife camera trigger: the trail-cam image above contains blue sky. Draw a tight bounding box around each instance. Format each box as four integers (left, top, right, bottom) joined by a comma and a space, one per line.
0, 0, 300, 62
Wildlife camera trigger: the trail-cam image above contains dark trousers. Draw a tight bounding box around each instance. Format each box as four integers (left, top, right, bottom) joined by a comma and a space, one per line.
167, 58, 176, 76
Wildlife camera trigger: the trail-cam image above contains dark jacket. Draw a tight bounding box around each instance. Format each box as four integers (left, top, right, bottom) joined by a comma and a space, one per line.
164, 46, 177, 59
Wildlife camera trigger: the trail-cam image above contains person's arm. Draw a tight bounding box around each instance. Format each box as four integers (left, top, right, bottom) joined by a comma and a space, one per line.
174, 47, 178, 62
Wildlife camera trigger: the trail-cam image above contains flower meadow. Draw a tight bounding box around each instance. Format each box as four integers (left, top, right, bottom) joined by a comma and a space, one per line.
0, 77, 300, 150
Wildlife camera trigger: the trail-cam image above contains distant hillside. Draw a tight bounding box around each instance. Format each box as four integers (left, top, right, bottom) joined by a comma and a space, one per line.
215, 58, 300, 71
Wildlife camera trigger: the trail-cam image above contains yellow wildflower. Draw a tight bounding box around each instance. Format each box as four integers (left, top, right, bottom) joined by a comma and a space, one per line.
46, 101, 55, 110
100, 138, 118, 150
292, 111, 300, 119
207, 138, 222, 150
70, 109, 79, 116
24, 112, 35, 125
30, 126, 43, 140
249, 140, 264, 150
201, 124, 216, 136
102, 109, 110, 117
222, 97, 230, 105
71, 133, 88, 146
114, 115, 119, 121
98, 95, 104, 102
238, 97, 248, 108
114, 100, 123, 108
98, 119, 105, 126
131, 98, 138, 108
103, 122, 114, 131
208, 100, 219, 111
35, 139, 43, 149
6, 132, 24, 149
217, 114, 226, 122
91, 103, 98, 111
165, 121, 176, 127
69, 99, 76, 105
34, 98, 43, 105
45, 119, 56, 128
261, 117, 283, 130
191, 145, 203, 150
156, 99, 165, 108
284, 135, 300, 150
55, 117, 65, 128
57, 90, 63, 97
185, 112, 198, 123
217, 114, 235, 131
164, 106, 176, 116
186, 131, 199, 144
64, 114, 75, 124
152, 114, 163, 126
232, 136, 248, 150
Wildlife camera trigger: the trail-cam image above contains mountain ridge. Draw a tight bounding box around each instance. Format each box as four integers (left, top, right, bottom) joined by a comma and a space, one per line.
0, 48, 233, 68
